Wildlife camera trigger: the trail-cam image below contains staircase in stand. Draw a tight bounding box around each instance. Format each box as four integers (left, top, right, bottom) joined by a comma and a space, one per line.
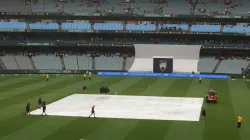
0, 57, 7, 70
29, 57, 36, 70
13, 55, 20, 70
58, 23, 62, 32
91, 23, 94, 31
122, 57, 126, 71
26, 22, 30, 32
60, 56, 66, 70
92, 57, 95, 72
220, 25, 224, 33
242, 62, 250, 74
212, 59, 222, 73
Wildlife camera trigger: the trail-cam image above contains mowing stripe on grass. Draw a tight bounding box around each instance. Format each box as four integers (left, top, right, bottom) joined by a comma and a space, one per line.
0, 76, 38, 91
0, 76, 76, 110
123, 120, 172, 140
0, 77, 55, 100
85, 77, 127, 94
203, 79, 241, 140
163, 78, 193, 97
0, 75, 27, 84
164, 79, 210, 140
0, 115, 43, 138
163, 78, 195, 140
140, 77, 176, 97
108, 77, 144, 94
229, 80, 250, 140
80, 118, 140, 140
0, 76, 104, 137
120, 77, 159, 95
43, 117, 110, 140
2, 117, 77, 140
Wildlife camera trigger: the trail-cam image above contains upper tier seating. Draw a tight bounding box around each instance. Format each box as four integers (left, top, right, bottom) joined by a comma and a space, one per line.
30, 23, 59, 30
94, 23, 123, 31
223, 25, 250, 33
62, 23, 91, 30
191, 25, 221, 32
216, 60, 249, 74
159, 24, 188, 31
0, 22, 26, 30
126, 24, 156, 31
32, 54, 61, 69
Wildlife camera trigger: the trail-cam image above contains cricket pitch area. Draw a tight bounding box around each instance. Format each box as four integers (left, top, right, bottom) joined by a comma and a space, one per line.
30, 94, 204, 121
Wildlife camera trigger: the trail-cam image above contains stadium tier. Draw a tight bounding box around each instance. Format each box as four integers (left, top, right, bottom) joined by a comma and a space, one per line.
1, 0, 250, 15
1, 21, 250, 33
0, 45, 249, 75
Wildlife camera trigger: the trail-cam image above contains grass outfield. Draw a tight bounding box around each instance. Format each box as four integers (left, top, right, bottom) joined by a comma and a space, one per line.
0, 75, 249, 140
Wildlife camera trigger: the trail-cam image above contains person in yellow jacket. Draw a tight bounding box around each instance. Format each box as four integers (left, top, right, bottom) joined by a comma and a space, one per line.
83, 73, 86, 80
88, 73, 92, 80
45, 74, 49, 82
199, 77, 202, 84
237, 116, 243, 128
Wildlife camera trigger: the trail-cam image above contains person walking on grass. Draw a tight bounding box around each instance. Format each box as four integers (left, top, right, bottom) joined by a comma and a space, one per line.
201, 108, 206, 120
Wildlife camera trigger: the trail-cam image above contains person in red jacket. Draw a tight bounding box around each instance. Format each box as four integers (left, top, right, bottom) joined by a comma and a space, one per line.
88, 105, 96, 118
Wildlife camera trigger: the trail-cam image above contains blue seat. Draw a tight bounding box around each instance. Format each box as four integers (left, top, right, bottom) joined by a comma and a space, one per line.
94, 23, 123, 31
223, 25, 250, 33
62, 23, 91, 30
158, 24, 188, 30
0, 22, 26, 30
191, 25, 221, 32
30, 23, 59, 30
126, 24, 156, 31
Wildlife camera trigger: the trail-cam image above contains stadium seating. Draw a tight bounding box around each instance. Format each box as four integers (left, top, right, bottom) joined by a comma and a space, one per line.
1, 0, 250, 15
126, 24, 156, 31
77, 55, 92, 70
0, 22, 26, 30
30, 23, 59, 30
94, 23, 123, 31
197, 57, 217, 73
62, 23, 91, 30
95, 56, 123, 70
159, 24, 188, 31
191, 25, 221, 32
125, 57, 135, 71
14, 55, 33, 70
32, 54, 61, 69
63, 55, 78, 70
0, 55, 20, 70
216, 60, 249, 74
223, 25, 250, 33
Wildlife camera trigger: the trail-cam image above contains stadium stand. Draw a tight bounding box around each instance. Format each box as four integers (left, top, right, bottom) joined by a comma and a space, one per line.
216, 59, 249, 74
2, 20, 250, 34
77, 55, 92, 70
223, 25, 250, 33
0, 0, 250, 15
32, 54, 62, 69
62, 22, 91, 31
197, 57, 218, 73
0, 55, 19, 70
125, 57, 135, 71
13, 55, 33, 70
159, 24, 189, 31
0, 22, 26, 30
95, 55, 123, 70
94, 23, 123, 31
191, 25, 221, 32
64, 55, 78, 70
29, 23, 59, 30
126, 24, 156, 31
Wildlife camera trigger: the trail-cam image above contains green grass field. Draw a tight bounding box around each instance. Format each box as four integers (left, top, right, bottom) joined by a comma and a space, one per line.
0, 75, 249, 140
